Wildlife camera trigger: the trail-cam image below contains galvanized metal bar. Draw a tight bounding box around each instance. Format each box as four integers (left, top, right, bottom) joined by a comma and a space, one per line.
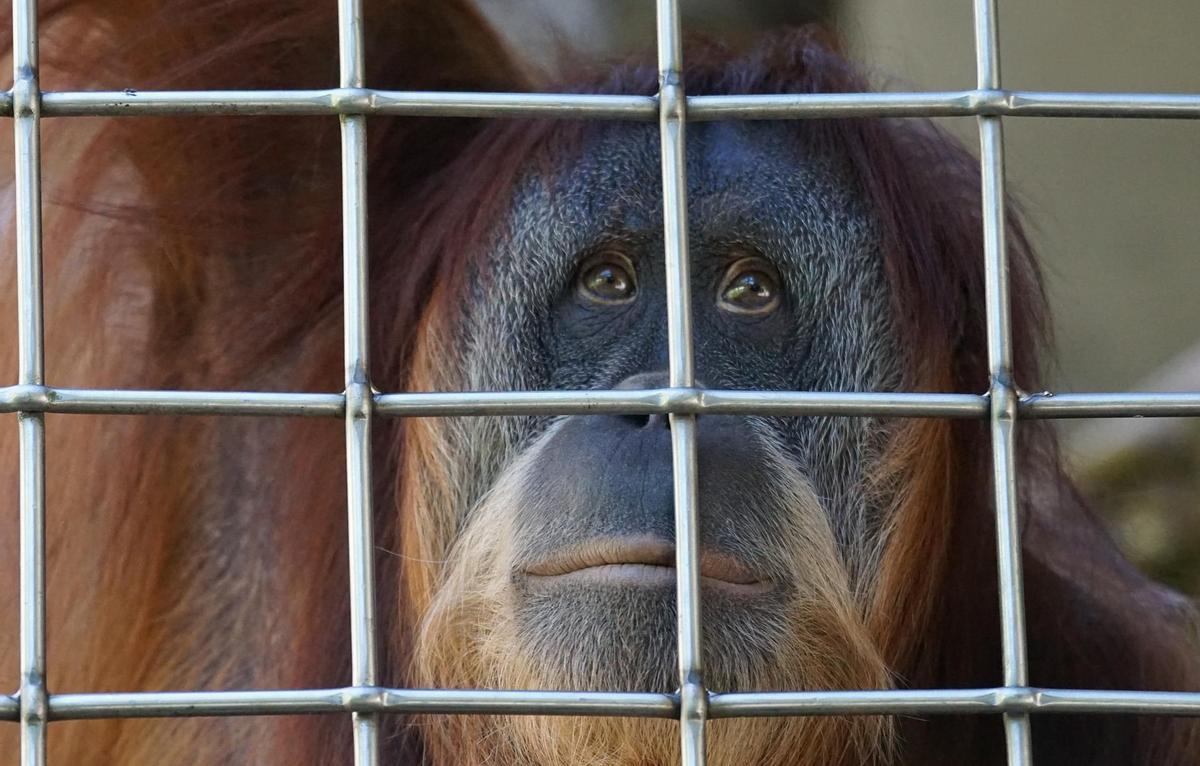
2, 386, 1200, 422
0, 386, 345, 417
974, 0, 1034, 763
1013, 689, 1200, 716
710, 688, 1200, 718
16, 89, 1200, 120
3, 385, 1200, 419
982, 118, 1031, 700
44, 689, 678, 720
0, 686, 1192, 723
378, 390, 988, 418
337, 0, 378, 763
688, 90, 1200, 120
1019, 392, 1200, 418
11, 0, 47, 763
655, 2, 707, 764
13, 417, 45, 764
3, 386, 1200, 419
955, 90, 1200, 118
39, 89, 657, 119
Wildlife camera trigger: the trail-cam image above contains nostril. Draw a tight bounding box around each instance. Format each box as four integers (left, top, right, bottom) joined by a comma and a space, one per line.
618, 412, 653, 428
616, 413, 670, 429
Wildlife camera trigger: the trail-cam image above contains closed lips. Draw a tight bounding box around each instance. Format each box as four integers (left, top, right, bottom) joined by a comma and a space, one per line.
523, 537, 771, 594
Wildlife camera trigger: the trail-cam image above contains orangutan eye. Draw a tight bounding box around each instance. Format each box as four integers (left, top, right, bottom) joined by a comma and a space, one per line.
718, 257, 781, 315
577, 252, 637, 304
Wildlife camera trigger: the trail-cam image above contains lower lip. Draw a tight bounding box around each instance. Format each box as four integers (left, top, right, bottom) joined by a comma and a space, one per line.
525, 564, 773, 595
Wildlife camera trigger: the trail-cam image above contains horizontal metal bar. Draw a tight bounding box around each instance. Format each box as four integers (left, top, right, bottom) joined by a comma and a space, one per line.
690, 90, 1200, 120
690, 91, 982, 119
1003, 91, 1200, 119
1020, 392, 1200, 418
0, 385, 982, 418
709, 688, 1200, 718
42, 688, 677, 721
1023, 689, 1200, 716
0, 89, 1187, 120
0, 385, 344, 417
2, 687, 1197, 723
3, 385, 1200, 419
38, 89, 656, 119
376, 388, 986, 417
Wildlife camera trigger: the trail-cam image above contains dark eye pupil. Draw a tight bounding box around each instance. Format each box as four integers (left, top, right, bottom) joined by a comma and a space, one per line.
582, 263, 634, 301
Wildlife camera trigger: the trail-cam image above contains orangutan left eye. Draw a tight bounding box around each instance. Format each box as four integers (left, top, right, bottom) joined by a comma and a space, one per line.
718, 257, 781, 315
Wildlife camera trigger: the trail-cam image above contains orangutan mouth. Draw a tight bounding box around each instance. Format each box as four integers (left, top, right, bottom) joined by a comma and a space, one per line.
522, 537, 773, 595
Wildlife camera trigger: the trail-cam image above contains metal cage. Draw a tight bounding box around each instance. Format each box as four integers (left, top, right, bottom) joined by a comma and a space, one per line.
5, 0, 1200, 764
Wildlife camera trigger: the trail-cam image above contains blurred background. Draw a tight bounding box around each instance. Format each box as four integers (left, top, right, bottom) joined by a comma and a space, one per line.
479, 0, 1200, 595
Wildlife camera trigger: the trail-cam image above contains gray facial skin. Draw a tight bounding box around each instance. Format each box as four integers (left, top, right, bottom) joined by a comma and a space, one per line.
441, 119, 904, 694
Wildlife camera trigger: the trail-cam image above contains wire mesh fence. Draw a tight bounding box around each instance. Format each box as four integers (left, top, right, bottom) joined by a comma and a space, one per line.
5, 0, 1200, 764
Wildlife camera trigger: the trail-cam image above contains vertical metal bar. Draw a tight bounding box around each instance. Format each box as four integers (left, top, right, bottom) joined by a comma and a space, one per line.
338, 0, 378, 764
11, 1, 47, 764
973, 1, 1034, 764
655, 2, 707, 764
